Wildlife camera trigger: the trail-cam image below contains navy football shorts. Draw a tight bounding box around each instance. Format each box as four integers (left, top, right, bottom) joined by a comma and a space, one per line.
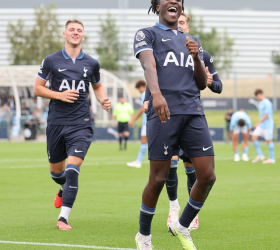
179, 149, 192, 164
46, 124, 93, 164
147, 115, 214, 161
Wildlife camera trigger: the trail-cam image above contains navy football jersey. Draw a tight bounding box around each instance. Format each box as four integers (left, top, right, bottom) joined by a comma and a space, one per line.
144, 49, 223, 101
203, 50, 222, 94
134, 22, 204, 120
38, 48, 100, 125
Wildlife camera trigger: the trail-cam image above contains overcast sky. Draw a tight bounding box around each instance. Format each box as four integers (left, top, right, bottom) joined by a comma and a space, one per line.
1, 0, 280, 11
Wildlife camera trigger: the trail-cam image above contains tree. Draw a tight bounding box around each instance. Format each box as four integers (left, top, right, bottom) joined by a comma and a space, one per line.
7, 3, 63, 65
187, 9, 235, 77
95, 13, 133, 73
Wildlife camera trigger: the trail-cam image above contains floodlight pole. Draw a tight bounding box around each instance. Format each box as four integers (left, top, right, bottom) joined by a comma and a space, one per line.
118, 0, 129, 81
233, 71, 238, 111
273, 68, 278, 112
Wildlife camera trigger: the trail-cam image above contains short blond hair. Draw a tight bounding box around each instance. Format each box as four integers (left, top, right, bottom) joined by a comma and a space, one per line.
65, 19, 84, 30
180, 13, 191, 25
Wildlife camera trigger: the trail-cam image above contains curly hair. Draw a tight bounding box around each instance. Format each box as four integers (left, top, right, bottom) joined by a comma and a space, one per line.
148, 0, 184, 15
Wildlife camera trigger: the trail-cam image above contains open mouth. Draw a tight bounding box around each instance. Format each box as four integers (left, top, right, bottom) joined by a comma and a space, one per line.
168, 6, 177, 13
167, 6, 178, 17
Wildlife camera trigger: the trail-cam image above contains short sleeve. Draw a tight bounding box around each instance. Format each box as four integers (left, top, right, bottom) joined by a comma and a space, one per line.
263, 101, 271, 115
91, 61, 101, 84
38, 57, 51, 81
144, 87, 151, 101
141, 92, 145, 104
204, 51, 217, 75
134, 29, 154, 59
246, 115, 252, 129
229, 114, 236, 130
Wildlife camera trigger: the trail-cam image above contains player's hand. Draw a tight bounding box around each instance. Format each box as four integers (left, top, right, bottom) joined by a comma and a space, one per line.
101, 98, 112, 112
143, 101, 149, 114
185, 37, 200, 61
206, 67, 213, 87
253, 123, 259, 129
59, 90, 79, 103
152, 93, 170, 123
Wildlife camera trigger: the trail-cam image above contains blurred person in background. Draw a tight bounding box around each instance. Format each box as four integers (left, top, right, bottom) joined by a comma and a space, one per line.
229, 109, 252, 162
0, 103, 11, 123
21, 103, 31, 116
225, 108, 233, 142
127, 80, 147, 168
251, 89, 275, 164
113, 97, 134, 150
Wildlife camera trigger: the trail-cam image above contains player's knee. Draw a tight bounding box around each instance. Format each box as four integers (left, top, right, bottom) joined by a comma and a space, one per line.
151, 175, 166, 192
206, 173, 216, 187
200, 172, 216, 187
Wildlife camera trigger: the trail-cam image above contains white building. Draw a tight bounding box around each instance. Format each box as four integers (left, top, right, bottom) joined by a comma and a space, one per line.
0, 8, 280, 79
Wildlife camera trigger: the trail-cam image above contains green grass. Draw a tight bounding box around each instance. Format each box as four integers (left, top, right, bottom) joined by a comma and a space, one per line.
133, 109, 280, 128
0, 142, 279, 250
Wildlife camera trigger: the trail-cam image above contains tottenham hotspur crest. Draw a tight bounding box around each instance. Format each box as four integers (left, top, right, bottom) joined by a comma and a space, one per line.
164, 145, 168, 155
83, 67, 88, 77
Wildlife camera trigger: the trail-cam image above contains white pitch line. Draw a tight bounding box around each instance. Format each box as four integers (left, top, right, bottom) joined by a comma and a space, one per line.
0, 241, 136, 250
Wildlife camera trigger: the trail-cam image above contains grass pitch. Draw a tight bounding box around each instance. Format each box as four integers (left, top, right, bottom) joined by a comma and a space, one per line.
0, 142, 279, 250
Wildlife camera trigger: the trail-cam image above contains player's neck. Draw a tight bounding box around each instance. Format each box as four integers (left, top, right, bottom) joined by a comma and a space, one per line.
64, 44, 82, 59
159, 18, 178, 31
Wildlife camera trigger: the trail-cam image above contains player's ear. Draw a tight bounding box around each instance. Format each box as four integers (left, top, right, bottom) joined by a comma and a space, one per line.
62, 31, 66, 38
156, 2, 160, 13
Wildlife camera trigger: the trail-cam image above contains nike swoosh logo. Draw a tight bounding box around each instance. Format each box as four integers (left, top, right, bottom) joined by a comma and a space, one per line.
58, 69, 67, 72
75, 150, 83, 153
69, 186, 77, 189
162, 38, 172, 42
203, 146, 213, 151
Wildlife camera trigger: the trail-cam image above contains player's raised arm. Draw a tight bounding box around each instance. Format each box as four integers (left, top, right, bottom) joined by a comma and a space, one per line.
138, 50, 170, 123
185, 37, 207, 90
91, 82, 111, 112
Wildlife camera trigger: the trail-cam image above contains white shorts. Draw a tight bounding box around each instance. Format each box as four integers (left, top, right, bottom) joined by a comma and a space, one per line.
252, 126, 273, 141
141, 125, 147, 137
233, 125, 248, 135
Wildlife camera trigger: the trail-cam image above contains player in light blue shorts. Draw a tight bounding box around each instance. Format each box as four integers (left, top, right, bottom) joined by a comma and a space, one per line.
252, 89, 275, 164
127, 80, 147, 168
229, 109, 252, 162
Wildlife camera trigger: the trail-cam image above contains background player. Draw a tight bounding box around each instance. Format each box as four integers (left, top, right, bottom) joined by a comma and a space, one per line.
127, 80, 147, 168
134, 1, 216, 249
229, 109, 252, 162
113, 97, 134, 150
144, 12, 223, 231
34, 19, 112, 230
251, 89, 275, 164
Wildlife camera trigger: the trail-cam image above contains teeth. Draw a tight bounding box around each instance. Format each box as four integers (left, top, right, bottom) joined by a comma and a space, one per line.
168, 7, 177, 11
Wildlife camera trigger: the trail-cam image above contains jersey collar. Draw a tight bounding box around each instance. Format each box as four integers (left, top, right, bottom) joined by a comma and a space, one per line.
154, 22, 183, 33
62, 48, 85, 60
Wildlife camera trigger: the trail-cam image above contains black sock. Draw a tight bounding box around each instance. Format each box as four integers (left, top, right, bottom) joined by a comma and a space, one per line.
124, 136, 128, 149
179, 198, 204, 228
62, 165, 80, 208
166, 161, 178, 201
119, 136, 122, 149
139, 204, 156, 235
185, 166, 196, 196
50, 171, 66, 185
